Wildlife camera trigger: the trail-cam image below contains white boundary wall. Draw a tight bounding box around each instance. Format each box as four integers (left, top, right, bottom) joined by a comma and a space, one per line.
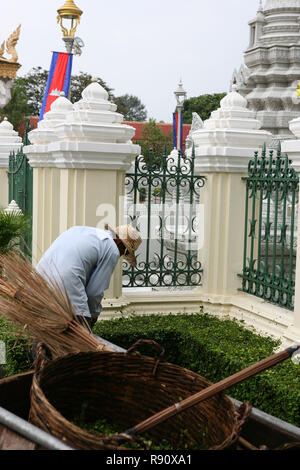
101, 89, 300, 349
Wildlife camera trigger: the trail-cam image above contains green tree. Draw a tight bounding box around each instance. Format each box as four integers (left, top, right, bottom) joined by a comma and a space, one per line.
140, 119, 173, 165
182, 93, 226, 124
114, 94, 147, 121
0, 68, 114, 127
1, 67, 148, 129
20, 67, 49, 116
0, 209, 31, 254
0, 80, 30, 130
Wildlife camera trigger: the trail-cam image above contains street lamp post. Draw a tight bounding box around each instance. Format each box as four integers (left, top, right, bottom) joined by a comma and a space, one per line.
174, 80, 187, 152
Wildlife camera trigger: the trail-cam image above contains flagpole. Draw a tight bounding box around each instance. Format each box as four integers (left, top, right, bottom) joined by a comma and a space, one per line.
174, 80, 187, 154
177, 107, 182, 152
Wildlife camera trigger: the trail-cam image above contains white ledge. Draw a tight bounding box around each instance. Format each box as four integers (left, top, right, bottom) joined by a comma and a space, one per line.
24, 140, 141, 170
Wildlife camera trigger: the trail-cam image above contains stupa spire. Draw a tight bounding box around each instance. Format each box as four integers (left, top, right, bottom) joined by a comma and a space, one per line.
230, 0, 300, 143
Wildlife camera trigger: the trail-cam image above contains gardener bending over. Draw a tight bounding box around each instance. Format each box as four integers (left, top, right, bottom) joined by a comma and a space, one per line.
36, 225, 141, 330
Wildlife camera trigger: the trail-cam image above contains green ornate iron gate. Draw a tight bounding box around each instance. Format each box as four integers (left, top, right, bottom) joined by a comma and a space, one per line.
239, 143, 299, 310
8, 120, 33, 255
123, 146, 205, 288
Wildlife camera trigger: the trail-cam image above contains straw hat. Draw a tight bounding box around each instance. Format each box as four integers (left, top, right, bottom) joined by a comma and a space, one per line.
106, 224, 142, 267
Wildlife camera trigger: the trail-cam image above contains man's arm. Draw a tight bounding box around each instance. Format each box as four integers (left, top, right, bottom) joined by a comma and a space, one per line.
85, 240, 120, 319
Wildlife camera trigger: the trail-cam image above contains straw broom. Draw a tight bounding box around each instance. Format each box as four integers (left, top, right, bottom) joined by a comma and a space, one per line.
0, 251, 113, 359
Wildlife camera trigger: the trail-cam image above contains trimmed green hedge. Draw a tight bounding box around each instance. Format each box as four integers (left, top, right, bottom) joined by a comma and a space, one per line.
93, 313, 300, 428
1, 312, 299, 428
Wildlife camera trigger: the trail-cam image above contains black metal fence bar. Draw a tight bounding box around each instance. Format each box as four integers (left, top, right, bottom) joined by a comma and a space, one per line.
123, 146, 205, 288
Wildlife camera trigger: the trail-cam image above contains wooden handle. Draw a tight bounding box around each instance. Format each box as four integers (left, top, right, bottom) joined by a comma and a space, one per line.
125, 345, 300, 436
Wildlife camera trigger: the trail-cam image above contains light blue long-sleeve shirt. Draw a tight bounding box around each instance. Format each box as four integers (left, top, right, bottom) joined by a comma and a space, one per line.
36, 226, 120, 319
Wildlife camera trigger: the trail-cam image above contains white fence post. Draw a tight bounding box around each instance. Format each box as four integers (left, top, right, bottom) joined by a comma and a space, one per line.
188, 86, 272, 297
24, 80, 140, 302
0, 118, 22, 209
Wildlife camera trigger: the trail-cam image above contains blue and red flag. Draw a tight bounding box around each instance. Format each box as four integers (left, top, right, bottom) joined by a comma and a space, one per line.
39, 51, 73, 121
173, 112, 183, 153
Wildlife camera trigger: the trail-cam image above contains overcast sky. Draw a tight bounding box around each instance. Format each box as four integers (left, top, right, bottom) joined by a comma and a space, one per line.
1, 0, 260, 122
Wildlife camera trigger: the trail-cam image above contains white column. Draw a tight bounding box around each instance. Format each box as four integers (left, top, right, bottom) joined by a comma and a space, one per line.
24, 80, 140, 301
187, 86, 272, 297
0, 117, 22, 208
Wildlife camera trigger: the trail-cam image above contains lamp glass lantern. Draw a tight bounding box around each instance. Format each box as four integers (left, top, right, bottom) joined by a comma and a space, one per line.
57, 0, 83, 39
174, 80, 187, 109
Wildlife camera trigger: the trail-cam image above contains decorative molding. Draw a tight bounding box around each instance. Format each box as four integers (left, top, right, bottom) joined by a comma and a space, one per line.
0, 25, 21, 64
0, 117, 22, 167
192, 146, 268, 173
187, 87, 272, 173
185, 112, 203, 150
264, 0, 300, 11
25, 140, 141, 170
25, 80, 141, 170
232, 2, 300, 137
282, 118, 300, 173
0, 61, 20, 80
4, 199, 22, 215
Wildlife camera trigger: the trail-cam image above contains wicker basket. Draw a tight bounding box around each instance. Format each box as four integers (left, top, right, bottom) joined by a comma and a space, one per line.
29, 340, 250, 450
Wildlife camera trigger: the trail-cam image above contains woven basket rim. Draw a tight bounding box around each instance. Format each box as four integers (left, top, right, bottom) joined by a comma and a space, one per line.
30, 350, 240, 450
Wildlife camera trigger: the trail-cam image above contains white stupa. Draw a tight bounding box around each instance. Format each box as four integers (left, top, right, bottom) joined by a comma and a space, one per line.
231, 0, 300, 142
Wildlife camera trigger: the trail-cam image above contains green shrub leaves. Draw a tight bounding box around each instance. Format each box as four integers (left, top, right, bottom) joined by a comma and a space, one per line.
94, 313, 299, 427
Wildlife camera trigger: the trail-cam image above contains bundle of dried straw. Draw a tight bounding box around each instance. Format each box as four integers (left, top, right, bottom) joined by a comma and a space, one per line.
0, 251, 111, 359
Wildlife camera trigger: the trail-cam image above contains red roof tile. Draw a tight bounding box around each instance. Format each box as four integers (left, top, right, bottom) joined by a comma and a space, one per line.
123, 121, 191, 144
19, 118, 191, 151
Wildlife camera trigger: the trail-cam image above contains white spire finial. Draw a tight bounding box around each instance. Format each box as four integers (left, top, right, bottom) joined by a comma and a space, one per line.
258, 0, 263, 11
4, 200, 22, 215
